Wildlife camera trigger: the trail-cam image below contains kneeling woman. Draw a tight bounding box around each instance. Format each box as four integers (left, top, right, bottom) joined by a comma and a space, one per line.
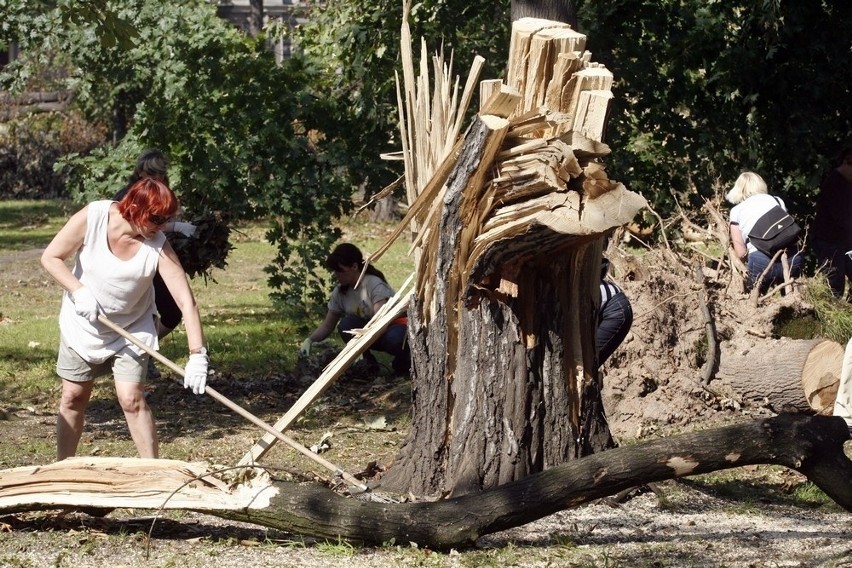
727, 171, 802, 293
300, 243, 410, 376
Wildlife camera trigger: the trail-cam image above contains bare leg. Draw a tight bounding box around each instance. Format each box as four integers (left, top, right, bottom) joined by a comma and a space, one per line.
115, 381, 159, 458
57, 379, 94, 460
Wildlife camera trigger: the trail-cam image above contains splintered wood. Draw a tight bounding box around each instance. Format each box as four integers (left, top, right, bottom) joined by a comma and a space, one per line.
0, 457, 277, 512
385, 17, 645, 323
506, 18, 612, 139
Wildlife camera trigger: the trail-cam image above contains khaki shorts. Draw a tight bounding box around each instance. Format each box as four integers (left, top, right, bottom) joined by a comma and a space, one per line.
56, 335, 146, 384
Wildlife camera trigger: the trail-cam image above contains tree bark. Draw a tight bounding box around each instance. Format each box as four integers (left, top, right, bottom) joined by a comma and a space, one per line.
248, 0, 263, 37
511, 0, 577, 28
3, 415, 851, 549
378, 18, 643, 498
717, 338, 842, 413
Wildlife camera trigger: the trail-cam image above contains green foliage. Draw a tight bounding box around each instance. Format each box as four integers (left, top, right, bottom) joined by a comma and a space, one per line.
295, 0, 512, 197
1, 0, 518, 307
2, 0, 358, 305
576, 0, 852, 224
0, 0, 137, 92
265, 223, 338, 321
803, 274, 852, 345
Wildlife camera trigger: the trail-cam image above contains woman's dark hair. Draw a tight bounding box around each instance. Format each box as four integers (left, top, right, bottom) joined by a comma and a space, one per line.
115, 149, 170, 202
325, 243, 386, 291
130, 148, 170, 186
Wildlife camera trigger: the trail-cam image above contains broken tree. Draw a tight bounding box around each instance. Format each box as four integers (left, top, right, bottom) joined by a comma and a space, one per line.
4, 15, 851, 549
378, 17, 645, 497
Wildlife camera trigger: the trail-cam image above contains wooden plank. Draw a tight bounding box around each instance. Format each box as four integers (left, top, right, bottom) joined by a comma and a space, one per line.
544, 52, 584, 113
573, 89, 614, 142
238, 278, 415, 466
447, 55, 486, 157
0, 457, 274, 511
479, 79, 505, 112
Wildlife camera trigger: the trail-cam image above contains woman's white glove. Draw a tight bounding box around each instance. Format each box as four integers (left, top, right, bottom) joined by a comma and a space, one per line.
184, 351, 208, 395
299, 338, 313, 357
72, 286, 100, 323
172, 221, 197, 237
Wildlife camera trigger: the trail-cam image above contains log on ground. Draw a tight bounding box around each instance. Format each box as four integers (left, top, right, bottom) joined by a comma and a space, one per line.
2, 415, 851, 549
717, 338, 842, 413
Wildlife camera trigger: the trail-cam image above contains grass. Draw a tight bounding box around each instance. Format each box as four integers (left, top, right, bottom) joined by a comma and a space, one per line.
684, 465, 838, 511
0, 201, 415, 407
802, 272, 852, 344
1, 198, 848, 566
0, 199, 76, 251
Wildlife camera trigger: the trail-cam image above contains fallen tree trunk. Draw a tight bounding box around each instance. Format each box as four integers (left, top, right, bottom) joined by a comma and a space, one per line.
717, 338, 843, 413
2, 414, 850, 548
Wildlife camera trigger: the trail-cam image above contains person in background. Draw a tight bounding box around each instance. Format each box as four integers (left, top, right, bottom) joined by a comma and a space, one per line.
811, 147, 852, 299
114, 149, 197, 378
727, 171, 802, 294
597, 258, 633, 367
41, 178, 209, 460
299, 243, 411, 377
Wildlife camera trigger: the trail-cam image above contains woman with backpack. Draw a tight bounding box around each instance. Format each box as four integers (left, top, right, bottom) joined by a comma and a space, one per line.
726, 171, 802, 294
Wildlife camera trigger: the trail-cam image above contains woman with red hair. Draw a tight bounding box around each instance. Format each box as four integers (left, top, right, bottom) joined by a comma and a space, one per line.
41, 178, 209, 461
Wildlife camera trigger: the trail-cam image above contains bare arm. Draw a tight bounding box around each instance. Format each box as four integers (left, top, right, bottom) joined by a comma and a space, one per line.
157, 240, 205, 352
40, 206, 88, 293
373, 298, 388, 314
308, 310, 342, 343
730, 223, 748, 260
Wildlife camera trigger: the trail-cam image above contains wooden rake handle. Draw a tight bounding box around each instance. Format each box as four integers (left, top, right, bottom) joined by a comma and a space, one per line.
96, 315, 368, 492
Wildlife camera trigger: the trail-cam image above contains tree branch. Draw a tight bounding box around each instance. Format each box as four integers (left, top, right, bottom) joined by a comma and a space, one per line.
3, 415, 850, 549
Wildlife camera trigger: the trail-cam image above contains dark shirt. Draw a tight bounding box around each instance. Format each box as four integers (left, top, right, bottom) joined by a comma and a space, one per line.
812, 169, 852, 250
113, 184, 131, 202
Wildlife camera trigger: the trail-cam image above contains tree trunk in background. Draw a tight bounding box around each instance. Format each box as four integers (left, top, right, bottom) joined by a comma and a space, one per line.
248, 0, 263, 37
511, 0, 577, 28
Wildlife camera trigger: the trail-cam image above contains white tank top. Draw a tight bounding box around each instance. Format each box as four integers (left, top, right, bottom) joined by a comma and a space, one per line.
59, 200, 165, 363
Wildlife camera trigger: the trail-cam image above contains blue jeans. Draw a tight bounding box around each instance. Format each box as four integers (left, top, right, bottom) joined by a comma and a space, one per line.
338, 314, 411, 375
597, 292, 633, 367
747, 248, 802, 294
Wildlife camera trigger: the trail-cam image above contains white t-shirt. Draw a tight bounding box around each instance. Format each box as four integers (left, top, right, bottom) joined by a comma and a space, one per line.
58, 200, 165, 363
730, 194, 787, 255
328, 273, 394, 320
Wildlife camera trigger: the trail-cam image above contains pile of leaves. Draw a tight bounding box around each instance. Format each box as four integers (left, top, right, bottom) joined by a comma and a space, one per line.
167, 210, 232, 281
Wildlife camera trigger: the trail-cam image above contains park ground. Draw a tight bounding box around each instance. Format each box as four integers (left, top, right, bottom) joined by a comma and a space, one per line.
1, 203, 851, 567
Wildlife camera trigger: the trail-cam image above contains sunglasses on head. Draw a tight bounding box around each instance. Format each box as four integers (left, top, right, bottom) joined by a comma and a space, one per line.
148, 213, 169, 226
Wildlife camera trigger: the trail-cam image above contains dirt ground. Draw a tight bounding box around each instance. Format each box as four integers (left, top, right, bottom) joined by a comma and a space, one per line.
2, 246, 852, 567
601, 247, 814, 441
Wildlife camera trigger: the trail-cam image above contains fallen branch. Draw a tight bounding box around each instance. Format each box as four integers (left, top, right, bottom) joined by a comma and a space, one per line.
3, 415, 850, 549
693, 263, 717, 385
